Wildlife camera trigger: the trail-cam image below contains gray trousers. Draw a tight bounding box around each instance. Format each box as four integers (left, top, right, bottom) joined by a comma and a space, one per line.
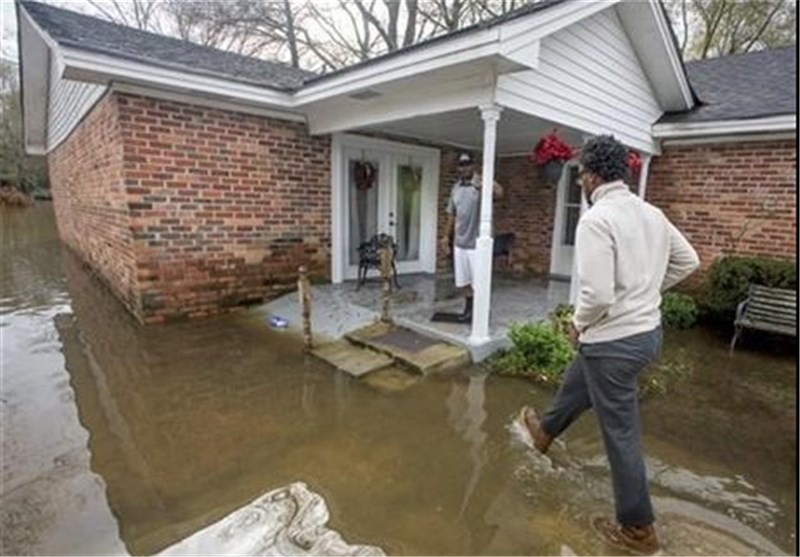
540, 327, 662, 527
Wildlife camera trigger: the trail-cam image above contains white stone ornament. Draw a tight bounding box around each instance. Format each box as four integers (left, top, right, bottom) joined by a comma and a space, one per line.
158, 482, 385, 556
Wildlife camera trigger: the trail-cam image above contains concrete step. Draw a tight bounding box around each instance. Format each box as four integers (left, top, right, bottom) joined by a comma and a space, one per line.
345, 322, 471, 375
310, 340, 394, 378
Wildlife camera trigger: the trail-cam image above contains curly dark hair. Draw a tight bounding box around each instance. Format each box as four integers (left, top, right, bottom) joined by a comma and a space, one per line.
579, 135, 629, 183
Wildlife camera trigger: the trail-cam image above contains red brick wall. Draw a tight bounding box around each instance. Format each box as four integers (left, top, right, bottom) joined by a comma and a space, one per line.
50, 92, 331, 324
495, 156, 558, 274
435, 153, 557, 275
648, 140, 797, 268
48, 93, 140, 314
117, 93, 331, 323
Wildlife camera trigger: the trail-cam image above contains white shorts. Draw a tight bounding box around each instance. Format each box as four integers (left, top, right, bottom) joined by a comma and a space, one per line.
453, 246, 476, 288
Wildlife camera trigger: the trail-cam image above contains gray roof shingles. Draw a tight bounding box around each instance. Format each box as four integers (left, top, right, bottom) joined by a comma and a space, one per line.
659, 46, 797, 124
20, 0, 315, 91
20, 0, 567, 92
22, 0, 797, 124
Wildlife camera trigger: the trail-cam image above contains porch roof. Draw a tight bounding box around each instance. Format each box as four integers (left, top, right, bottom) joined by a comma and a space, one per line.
19, 0, 694, 156
358, 107, 586, 157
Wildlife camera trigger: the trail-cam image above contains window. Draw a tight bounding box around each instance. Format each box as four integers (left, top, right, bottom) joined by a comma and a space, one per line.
562, 166, 581, 246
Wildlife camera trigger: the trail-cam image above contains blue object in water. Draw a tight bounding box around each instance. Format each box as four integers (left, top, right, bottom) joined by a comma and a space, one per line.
268, 315, 289, 329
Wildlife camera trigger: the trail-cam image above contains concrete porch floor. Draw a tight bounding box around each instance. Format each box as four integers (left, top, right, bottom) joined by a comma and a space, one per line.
257, 273, 570, 362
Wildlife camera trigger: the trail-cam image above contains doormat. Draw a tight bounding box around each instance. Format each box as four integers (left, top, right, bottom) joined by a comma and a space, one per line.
430, 312, 466, 323
371, 327, 440, 353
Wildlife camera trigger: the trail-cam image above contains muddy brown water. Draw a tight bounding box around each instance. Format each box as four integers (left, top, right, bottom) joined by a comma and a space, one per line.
1, 205, 796, 556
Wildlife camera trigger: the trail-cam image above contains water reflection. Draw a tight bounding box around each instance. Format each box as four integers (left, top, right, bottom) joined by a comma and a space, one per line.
445, 373, 488, 519
57, 250, 350, 554
2, 206, 797, 556
1, 205, 125, 556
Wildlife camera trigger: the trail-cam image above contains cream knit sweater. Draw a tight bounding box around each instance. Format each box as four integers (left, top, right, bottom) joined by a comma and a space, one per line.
573, 181, 700, 344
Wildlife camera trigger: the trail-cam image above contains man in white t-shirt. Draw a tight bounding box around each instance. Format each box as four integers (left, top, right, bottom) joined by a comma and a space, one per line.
445, 152, 503, 323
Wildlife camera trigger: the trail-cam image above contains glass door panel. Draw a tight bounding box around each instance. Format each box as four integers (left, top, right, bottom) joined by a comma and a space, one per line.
346, 152, 381, 267
394, 163, 423, 263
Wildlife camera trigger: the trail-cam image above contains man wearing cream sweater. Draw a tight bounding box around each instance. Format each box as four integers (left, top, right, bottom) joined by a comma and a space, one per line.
520, 135, 699, 555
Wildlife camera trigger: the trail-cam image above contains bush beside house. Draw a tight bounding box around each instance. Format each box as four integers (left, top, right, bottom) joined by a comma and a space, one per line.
700, 256, 797, 326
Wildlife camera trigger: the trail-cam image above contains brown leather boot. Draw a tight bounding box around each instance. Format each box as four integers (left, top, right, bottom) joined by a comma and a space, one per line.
592, 516, 660, 555
518, 406, 553, 454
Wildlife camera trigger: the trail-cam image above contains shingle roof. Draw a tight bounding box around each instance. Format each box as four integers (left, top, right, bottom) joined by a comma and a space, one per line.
20, 0, 315, 91
20, 0, 568, 92
27, 0, 793, 126
659, 46, 797, 124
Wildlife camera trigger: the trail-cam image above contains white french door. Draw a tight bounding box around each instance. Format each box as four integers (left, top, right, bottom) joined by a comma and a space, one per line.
332, 135, 440, 283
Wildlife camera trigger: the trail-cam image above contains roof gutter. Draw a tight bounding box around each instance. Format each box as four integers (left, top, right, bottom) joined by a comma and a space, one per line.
653, 114, 797, 139
59, 46, 297, 109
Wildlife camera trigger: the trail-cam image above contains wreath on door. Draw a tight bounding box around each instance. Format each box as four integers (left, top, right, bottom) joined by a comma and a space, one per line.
354, 161, 377, 190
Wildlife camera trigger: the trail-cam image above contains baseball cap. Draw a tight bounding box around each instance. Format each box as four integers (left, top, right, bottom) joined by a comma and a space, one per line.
457, 152, 474, 165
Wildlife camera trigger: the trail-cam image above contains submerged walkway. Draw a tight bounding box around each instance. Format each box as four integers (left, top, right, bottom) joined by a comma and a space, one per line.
257, 273, 570, 361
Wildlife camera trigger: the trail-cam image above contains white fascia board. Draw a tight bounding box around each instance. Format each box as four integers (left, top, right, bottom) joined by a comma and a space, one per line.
111, 83, 307, 123
19, 7, 51, 155
647, 0, 694, 109
59, 46, 295, 109
499, 0, 621, 43
294, 29, 501, 105
653, 115, 797, 139
499, 37, 540, 70
306, 73, 494, 135
19, 5, 60, 52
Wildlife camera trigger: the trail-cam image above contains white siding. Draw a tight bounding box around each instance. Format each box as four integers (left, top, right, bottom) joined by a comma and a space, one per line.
496, 7, 662, 153
48, 57, 107, 151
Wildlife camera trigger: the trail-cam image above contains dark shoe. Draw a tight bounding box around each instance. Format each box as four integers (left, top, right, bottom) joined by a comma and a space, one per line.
592, 517, 660, 555
457, 297, 473, 323
518, 406, 553, 454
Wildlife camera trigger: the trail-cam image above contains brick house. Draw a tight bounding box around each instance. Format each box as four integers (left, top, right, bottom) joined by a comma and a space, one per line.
18, 1, 796, 343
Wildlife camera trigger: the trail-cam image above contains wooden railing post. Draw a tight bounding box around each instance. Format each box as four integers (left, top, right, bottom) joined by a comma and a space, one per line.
298, 265, 312, 352
379, 246, 392, 324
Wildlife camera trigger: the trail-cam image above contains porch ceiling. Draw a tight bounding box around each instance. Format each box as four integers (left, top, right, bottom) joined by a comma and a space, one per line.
359, 107, 586, 157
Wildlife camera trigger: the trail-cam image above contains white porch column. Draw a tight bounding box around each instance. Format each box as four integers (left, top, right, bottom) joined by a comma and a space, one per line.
638, 154, 653, 199
470, 104, 502, 344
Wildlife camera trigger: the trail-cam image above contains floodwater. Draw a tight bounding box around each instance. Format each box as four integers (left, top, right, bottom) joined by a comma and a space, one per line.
1, 204, 796, 556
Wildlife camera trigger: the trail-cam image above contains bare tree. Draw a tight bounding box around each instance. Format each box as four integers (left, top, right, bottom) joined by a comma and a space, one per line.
86, 0, 163, 32
0, 60, 48, 193
665, 0, 796, 60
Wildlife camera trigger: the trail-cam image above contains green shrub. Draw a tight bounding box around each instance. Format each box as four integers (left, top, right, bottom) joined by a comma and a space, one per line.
661, 292, 698, 329
549, 303, 575, 337
490, 321, 575, 387
703, 256, 797, 324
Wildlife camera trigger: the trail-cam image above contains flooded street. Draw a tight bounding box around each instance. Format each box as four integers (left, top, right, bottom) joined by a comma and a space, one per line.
1, 205, 796, 556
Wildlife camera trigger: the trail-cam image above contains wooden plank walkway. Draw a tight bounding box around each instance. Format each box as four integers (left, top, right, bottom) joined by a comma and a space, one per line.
345, 323, 471, 375
310, 322, 471, 380
311, 340, 394, 377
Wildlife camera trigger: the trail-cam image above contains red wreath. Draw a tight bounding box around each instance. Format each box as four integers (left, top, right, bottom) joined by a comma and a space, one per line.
354, 161, 377, 190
